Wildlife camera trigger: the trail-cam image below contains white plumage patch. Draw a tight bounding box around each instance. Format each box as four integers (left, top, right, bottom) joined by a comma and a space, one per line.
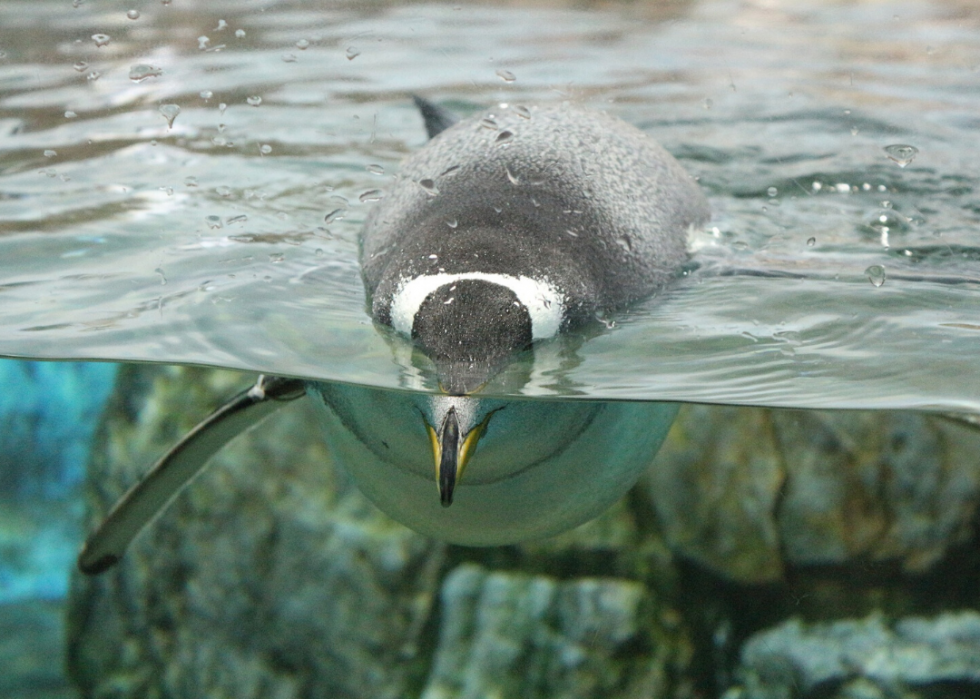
390, 272, 564, 341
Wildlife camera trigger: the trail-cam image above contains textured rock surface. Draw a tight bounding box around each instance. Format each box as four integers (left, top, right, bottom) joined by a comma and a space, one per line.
421, 564, 668, 699
648, 406, 980, 583
728, 612, 980, 699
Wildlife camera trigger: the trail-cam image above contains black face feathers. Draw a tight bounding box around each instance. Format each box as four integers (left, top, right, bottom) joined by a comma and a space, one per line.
412, 279, 533, 394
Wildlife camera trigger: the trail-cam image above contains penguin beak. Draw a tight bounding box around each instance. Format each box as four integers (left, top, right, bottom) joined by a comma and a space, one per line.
424, 405, 497, 507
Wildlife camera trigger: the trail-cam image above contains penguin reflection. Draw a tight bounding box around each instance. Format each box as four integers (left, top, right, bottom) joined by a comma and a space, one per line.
78, 98, 708, 573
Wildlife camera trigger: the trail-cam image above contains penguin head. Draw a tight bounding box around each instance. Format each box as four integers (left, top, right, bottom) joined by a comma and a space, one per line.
388, 272, 565, 395
411, 278, 533, 395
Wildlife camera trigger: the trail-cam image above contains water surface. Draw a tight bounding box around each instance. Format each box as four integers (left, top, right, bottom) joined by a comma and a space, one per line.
0, 0, 978, 412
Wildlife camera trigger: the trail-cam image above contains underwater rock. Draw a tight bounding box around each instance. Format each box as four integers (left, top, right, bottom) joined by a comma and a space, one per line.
420, 564, 669, 699
728, 611, 980, 699
647, 406, 980, 583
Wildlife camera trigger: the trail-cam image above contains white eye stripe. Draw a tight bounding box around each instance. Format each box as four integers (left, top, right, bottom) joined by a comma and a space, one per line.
390, 272, 565, 341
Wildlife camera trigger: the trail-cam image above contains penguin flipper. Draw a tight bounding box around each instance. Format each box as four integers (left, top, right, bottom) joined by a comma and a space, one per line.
412, 95, 460, 139
77, 375, 306, 575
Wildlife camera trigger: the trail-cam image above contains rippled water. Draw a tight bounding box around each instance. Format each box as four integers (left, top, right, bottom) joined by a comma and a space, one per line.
0, 0, 978, 412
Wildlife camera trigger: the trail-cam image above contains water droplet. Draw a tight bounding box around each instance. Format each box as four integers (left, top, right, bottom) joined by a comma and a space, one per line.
215, 19, 228, 31
496, 69, 516, 82
205, 215, 223, 229
226, 214, 248, 225
64, 110, 77, 119
73, 61, 88, 72
185, 176, 198, 187
884, 144, 918, 167
345, 46, 361, 60
314, 248, 324, 256
246, 95, 262, 107
269, 252, 285, 263
159, 103, 181, 128
616, 236, 633, 252
418, 179, 439, 196
85, 70, 101, 81
235, 29, 246, 39
259, 144, 272, 155
496, 130, 514, 144
446, 219, 458, 229
129, 64, 163, 82
91, 34, 110, 47
199, 90, 213, 100
480, 117, 498, 130
218, 102, 227, 114
281, 53, 297, 63
505, 166, 520, 185
428, 254, 439, 261
126, 9, 140, 19
366, 164, 385, 175
811, 181, 823, 192
439, 165, 460, 177
198, 36, 211, 51
296, 39, 310, 50
215, 186, 232, 198
359, 189, 383, 203
806, 237, 816, 247
324, 209, 345, 224
866, 264, 886, 287
43, 149, 56, 158
767, 186, 778, 197
565, 229, 579, 237
703, 98, 713, 109
513, 105, 531, 119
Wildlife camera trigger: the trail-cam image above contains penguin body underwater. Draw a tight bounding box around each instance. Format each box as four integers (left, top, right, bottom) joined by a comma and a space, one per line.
78, 98, 708, 574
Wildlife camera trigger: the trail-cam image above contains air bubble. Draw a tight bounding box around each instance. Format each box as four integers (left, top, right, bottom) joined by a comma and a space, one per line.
129, 64, 163, 82
235, 29, 246, 39
73, 61, 89, 72
260, 144, 272, 155
91, 34, 110, 47
64, 111, 77, 119
865, 265, 886, 287
513, 105, 531, 119
246, 95, 262, 106
159, 103, 181, 129
324, 209, 345, 224
126, 9, 140, 19
480, 117, 498, 130
200, 90, 213, 100
496, 130, 514, 144
806, 237, 816, 247
359, 189, 383, 203
496, 69, 516, 82
366, 164, 385, 175
296, 39, 310, 50
44, 149, 57, 157
345, 46, 361, 60
767, 186, 778, 197
884, 144, 918, 167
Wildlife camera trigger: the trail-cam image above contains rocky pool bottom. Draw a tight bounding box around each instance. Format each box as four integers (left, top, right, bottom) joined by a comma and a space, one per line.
4, 364, 980, 698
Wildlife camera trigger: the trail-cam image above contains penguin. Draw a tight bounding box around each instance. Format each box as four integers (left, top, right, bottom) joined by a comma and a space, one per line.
358, 97, 708, 507
77, 98, 708, 573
